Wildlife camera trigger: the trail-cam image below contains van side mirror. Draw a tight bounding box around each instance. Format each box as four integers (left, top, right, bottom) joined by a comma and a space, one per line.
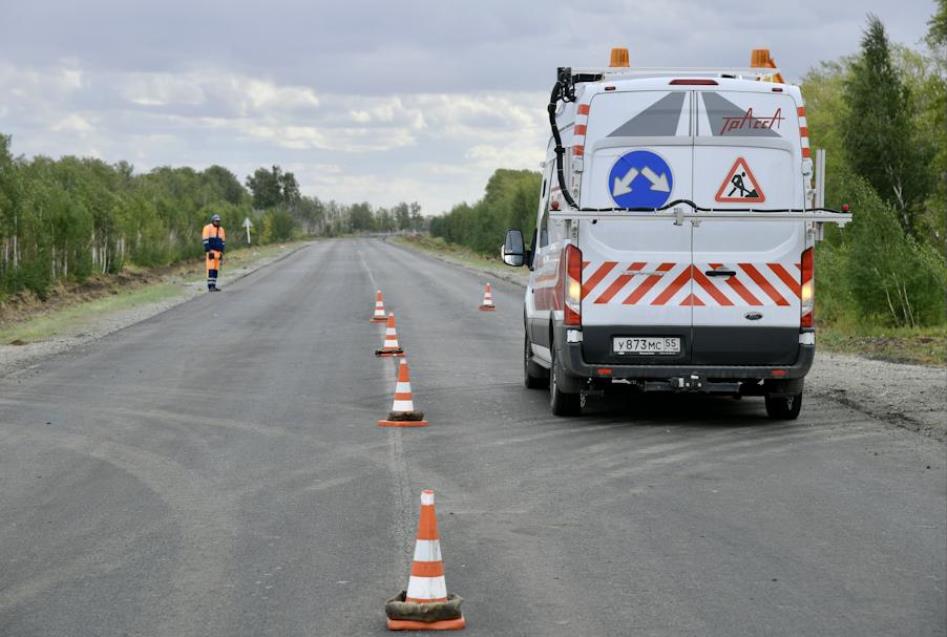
502, 229, 525, 267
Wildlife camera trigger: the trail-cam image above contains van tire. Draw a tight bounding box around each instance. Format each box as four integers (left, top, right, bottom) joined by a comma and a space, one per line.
524, 332, 547, 389
765, 392, 802, 420
550, 346, 581, 416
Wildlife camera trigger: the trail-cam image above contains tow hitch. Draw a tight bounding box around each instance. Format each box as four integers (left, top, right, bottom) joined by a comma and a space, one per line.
675, 374, 703, 391
639, 375, 742, 394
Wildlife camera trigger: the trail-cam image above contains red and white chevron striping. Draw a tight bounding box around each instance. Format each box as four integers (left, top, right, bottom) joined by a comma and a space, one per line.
580, 261, 802, 307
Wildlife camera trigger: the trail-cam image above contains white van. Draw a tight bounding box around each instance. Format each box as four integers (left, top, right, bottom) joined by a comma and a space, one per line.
503, 49, 850, 418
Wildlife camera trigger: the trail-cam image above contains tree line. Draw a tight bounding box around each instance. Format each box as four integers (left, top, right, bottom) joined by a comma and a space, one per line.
429, 169, 541, 255
432, 7, 947, 329
801, 8, 945, 328
0, 146, 424, 299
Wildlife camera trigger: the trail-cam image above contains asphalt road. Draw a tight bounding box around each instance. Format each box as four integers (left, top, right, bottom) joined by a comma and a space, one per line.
0, 238, 943, 637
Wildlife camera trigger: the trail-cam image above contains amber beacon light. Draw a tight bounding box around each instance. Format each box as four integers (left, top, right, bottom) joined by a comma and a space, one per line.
609, 47, 630, 68
750, 48, 785, 83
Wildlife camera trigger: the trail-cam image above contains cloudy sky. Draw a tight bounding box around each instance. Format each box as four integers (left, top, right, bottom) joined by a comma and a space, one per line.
0, 1, 937, 214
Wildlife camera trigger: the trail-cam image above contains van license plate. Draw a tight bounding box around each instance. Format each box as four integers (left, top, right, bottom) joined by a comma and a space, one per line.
613, 337, 681, 355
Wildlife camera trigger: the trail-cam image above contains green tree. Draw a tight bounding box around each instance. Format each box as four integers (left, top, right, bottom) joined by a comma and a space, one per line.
842, 175, 945, 327
294, 196, 325, 234
392, 202, 410, 231
430, 169, 540, 255
925, 0, 947, 246
0, 135, 24, 290
841, 15, 934, 238
261, 209, 296, 242
0, 136, 350, 299
929, 0, 947, 47
279, 170, 301, 207
246, 166, 283, 209
376, 208, 396, 232
202, 165, 247, 205
246, 165, 302, 210
348, 202, 375, 231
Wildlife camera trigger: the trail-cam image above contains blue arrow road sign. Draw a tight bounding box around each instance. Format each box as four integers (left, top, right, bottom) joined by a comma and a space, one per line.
608, 150, 674, 208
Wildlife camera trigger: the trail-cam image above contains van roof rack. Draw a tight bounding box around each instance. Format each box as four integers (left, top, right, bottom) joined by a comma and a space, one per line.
547, 200, 852, 228
569, 67, 784, 82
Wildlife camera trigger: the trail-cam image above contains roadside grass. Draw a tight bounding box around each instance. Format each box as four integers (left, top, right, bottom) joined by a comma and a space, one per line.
818, 323, 945, 367
397, 234, 946, 367
0, 240, 307, 345
0, 283, 183, 345
392, 234, 501, 269
391, 234, 529, 286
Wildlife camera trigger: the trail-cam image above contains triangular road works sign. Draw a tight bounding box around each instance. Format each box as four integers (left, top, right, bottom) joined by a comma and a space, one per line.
715, 157, 766, 203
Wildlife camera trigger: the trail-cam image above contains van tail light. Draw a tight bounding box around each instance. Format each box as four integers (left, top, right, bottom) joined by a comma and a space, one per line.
800, 247, 814, 328
564, 243, 583, 326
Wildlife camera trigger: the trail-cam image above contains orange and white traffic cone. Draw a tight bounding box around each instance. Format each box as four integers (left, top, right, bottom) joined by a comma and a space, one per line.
478, 283, 495, 312
371, 290, 388, 322
378, 359, 428, 427
385, 490, 465, 631
375, 313, 405, 357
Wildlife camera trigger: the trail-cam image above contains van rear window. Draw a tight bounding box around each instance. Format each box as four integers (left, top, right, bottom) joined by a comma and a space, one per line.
696, 92, 798, 140
586, 91, 693, 141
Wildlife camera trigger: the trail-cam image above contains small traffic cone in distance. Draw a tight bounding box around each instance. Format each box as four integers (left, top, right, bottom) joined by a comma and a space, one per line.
375, 313, 405, 357
385, 490, 465, 631
371, 290, 388, 322
478, 283, 495, 312
378, 359, 428, 427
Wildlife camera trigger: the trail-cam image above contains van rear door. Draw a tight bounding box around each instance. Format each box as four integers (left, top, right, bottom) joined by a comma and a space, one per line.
578, 90, 694, 365
690, 89, 804, 365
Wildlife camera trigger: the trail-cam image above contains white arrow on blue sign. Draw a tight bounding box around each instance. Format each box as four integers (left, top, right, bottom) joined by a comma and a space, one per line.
608, 150, 674, 209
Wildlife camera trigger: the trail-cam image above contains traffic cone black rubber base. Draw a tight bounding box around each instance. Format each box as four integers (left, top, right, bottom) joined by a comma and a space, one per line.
385, 592, 465, 631
378, 411, 428, 428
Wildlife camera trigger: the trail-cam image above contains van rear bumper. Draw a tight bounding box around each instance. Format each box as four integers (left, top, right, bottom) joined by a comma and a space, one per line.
558, 326, 814, 382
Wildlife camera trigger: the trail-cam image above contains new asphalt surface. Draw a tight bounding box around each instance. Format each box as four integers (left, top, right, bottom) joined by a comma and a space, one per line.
0, 238, 943, 636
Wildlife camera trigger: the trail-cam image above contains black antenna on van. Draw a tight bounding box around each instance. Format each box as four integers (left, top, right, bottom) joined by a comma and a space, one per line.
548, 67, 580, 210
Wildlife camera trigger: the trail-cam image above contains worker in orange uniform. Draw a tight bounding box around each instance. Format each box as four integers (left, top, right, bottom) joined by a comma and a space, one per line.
202, 214, 226, 291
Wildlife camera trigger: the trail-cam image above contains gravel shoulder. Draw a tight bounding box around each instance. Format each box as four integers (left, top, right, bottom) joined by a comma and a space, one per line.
0, 242, 309, 377
390, 237, 947, 442
807, 351, 945, 441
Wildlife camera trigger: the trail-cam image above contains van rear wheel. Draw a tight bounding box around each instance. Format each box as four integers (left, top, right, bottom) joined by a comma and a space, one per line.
550, 346, 581, 416
765, 392, 802, 420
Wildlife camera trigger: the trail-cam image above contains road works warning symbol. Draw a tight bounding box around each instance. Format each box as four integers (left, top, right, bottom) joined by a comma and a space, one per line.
715, 157, 766, 203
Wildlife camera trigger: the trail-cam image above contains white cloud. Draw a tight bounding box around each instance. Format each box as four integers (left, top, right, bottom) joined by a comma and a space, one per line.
51, 114, 93, 133
121, 74, 206, 107
60, 68, 83, 90
0, 59, 549, 210
0, 0, 937, 214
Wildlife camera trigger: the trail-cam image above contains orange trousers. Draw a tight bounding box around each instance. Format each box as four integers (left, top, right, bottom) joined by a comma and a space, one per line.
206, 250, 222, 289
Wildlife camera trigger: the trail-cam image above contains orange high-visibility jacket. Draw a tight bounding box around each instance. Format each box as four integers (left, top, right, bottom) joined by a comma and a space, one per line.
202, 224, 226, 253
